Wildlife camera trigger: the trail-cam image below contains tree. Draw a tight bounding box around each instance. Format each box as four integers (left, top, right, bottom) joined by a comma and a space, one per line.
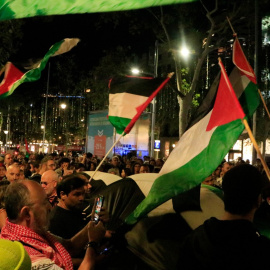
148, 0, 256, 136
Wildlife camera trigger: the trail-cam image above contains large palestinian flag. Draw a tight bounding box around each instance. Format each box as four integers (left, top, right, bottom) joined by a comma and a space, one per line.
0, 0, 197, 21
125, 39, 259, 224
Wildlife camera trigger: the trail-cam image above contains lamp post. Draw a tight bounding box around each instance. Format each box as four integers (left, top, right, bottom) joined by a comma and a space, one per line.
60, 103, 67, 155
4, 130, 8, 153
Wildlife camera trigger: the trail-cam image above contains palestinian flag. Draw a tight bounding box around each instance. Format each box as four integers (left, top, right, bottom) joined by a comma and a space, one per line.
0, 0, 197, 21
108, 74, 173, 134
0, 38, 80, 99
125, 41, 259, 224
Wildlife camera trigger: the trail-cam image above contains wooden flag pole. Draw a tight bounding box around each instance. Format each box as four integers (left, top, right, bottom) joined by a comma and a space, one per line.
89, 131, 125, 181
226, 16, 237, 36
258, 89, 270, 120
0, 64, 6, 77
242, 118, 270, 180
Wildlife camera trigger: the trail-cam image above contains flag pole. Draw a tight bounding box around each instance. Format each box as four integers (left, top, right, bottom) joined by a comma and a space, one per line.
0, 64, 5, 77
89, 131, 125, 181
258, 89, 270, 120
242, 118, 270, 180
226, 16, 237, 36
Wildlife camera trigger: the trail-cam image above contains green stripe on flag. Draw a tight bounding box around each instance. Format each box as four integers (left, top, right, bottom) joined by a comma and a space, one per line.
2, 40, 64, 98
0, 0, 198, 21
125, 118, 244, 224
108, 115, 131, 134
239, 81, 260, 118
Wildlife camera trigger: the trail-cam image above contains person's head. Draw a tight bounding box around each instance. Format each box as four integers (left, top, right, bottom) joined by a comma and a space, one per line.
131, 162, 141, 174
40, 170, 60, 197
40, 157, 56, 172
30, 161, 40, 174
5, 180, 51, 235
139, 164, 150, 173
57, 175, 86, 211
0, 181, 10, 229
107, 167, 120, 176
4, 154, 13, 166
202, 175, 215, 186
155, 158, 164, 168
111, 156, 120, 167
221, 162, 232, 176
0, 164, 6, 178
59, 157, 70, 170
5, 164, 20, 182
149, 159, 156, 167
75, 163, 86, 172
121, 168, 132, 178
75, 172, 92, 194
17, 154, 25, 164
222, 164, 264, 216
19, 170, 25, 180
89, 162, 96, 171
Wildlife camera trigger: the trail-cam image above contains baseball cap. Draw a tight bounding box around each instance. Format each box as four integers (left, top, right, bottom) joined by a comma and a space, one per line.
0, 239, 31, 269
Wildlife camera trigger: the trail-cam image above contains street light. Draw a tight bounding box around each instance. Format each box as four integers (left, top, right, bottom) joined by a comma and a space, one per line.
180, 46, 190, 60
131, 68, 140, 75
60, 103, 67, 109
4, 130, 8, 153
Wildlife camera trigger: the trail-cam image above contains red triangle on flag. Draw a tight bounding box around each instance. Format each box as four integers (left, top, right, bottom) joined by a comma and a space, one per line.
206, 61, 245, 131
233, 38, 257, 84
0, 62, 24, 95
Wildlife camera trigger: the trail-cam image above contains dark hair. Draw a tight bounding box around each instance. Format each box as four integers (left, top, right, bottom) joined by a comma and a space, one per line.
222, 164, 263, 215
57, 175, 86, 198
131, 162, 141, 174
4, 181, 31, 220
74, 163, 86, 170
59, 157, 70, 165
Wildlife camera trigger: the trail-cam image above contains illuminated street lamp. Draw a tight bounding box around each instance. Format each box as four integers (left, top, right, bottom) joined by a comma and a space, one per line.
180, 46, 190, 60
131, 68, 140, 75
41, 125, 45, 129
4, 130, 8, 153
60, 103, 67, 109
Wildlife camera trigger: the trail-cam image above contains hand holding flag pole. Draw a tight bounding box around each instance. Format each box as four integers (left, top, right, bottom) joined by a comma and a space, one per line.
219, 57, 270, 180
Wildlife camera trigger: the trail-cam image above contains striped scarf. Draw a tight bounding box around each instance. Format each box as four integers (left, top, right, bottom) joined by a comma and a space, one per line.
1, 220, 73, 270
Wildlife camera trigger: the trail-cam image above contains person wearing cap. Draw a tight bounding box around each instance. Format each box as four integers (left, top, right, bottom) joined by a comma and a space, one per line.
178, 164, 270, 269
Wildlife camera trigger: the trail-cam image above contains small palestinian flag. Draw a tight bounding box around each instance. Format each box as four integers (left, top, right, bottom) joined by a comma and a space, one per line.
0, 38, 80, 99
108, 73, 173, 135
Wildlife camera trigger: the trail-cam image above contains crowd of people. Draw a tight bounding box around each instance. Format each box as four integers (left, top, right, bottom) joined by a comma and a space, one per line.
0, 151, 270, 269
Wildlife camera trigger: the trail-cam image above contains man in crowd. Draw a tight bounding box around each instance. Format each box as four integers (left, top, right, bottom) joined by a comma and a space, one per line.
178, 164, 270, 269
5, 164, 20, 182
55, 157, 71, 176
41, 170, 60, 207
4, 154, 13, 167
0, 180, 106, 269
49, 175, 93, 239
29, 156, 56, 183
215, 161, 232, 187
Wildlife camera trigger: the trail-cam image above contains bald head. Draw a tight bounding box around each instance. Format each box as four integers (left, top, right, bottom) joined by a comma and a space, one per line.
5, 164, 20, 182
41, 170, 59, 197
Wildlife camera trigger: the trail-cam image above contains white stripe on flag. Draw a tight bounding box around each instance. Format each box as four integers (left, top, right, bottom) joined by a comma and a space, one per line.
109, 92, 148, 119
160, 111, 217, 175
